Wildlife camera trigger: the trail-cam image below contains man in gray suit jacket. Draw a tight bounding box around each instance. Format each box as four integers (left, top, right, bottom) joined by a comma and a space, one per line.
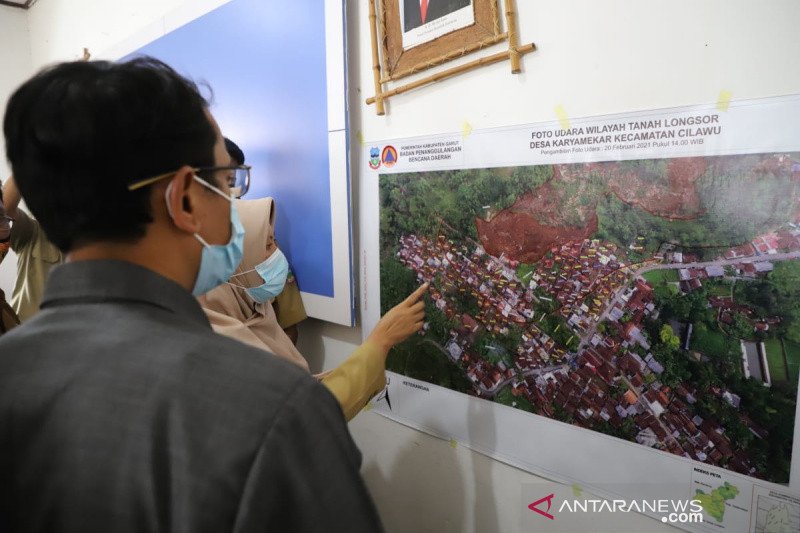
404, 0, 472, 32
0, 57, 421, 532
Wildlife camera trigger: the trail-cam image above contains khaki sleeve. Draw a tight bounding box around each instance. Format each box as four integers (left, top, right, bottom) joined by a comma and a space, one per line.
9, 209, 35, 251
320, 341, 387, 422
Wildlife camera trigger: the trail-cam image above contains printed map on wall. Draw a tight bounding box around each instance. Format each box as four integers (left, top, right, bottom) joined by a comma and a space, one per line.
379, 153, 800, 484
361, 95, 800, 530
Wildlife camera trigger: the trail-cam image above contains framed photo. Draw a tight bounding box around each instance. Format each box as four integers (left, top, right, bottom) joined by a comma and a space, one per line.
383, 0, 501, 80
367, 0, 534, 114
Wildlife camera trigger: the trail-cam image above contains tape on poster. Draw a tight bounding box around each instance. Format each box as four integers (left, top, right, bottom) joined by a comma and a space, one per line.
462, 121, 473, 138
555, 104, 571, 130
717, 90, 733, 111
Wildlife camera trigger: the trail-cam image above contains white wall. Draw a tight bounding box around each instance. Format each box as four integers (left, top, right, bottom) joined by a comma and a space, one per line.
356, 0, 800, 140
0, 6, 30, 177
0, 6, 31, 296
6, 1, 800, 532
25, 0, 230, 66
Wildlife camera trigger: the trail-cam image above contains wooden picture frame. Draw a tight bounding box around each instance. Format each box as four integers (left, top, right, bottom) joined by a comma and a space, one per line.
368, 0, 534, 114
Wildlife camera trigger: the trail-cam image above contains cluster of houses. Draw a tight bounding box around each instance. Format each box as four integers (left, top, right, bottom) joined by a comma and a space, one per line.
393, 228, 788, 478
665, 226, 800, 337
510, 325, 762, 477
396, 234, 566, 394
509, 272, 737, 463
706, 296, 781, 333
603, 280, 657, 349
749, 229, 800, 256
397, 234, 527, 333
529, 240, 629, 332
676, 226, 800, 293
678, 261, 775, 292
507, 334, 760, 476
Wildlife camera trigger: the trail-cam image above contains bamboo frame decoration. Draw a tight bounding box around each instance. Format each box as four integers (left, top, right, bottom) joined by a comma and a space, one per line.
0, 0, 36, 9
367, 0, 534, 114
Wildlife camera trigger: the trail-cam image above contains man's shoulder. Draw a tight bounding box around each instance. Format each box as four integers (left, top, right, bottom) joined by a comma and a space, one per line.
0, 306, 316, 391
0, 309, 328, 432
134, 310, 317, 393
196, 325, 312, 377
184, 329, 325, 414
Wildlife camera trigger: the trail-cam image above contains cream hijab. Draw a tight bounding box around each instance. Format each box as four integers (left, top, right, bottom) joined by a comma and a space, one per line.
198, 198, 309, 371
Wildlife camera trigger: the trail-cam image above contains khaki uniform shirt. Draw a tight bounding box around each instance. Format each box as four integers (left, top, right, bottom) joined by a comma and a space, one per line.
9, 210, 63, 321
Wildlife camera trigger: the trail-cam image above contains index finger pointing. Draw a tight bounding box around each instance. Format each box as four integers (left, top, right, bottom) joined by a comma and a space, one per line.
403, 282, 429, 304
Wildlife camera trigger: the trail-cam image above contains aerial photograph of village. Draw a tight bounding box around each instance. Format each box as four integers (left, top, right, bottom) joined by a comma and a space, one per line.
379, 153, 800, 484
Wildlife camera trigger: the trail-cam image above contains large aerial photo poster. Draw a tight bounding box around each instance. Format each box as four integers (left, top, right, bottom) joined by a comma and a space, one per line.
381, 152, 799, 484
360, 95, 800, 532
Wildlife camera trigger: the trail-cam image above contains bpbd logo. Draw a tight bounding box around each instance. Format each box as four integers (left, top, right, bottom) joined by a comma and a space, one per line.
381, 145, 398, 168
368, 147, 381, 169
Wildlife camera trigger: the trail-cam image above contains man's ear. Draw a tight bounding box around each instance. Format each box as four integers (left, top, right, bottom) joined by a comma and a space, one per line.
164, 166, 202, 235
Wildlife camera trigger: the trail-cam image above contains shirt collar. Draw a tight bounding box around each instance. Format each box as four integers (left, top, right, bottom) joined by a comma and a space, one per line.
41, 259, 210, 327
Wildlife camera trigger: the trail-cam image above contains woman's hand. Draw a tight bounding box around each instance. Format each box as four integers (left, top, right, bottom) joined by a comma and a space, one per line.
367, 283, 429, 354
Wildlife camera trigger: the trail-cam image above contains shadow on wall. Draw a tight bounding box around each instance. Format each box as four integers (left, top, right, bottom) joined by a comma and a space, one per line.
361, 418, 466, 533
296, 318, 365, 373
468, 397, 499, 532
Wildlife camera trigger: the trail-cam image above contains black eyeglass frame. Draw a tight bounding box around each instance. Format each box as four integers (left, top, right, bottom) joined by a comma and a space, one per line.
127, 165, 251, 198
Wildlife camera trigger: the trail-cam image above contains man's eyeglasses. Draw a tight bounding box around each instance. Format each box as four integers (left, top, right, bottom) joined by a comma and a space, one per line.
127, 165, 251, 198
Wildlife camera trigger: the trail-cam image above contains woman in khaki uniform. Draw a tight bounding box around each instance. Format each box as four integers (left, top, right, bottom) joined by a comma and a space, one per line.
0, 186, 20, 334
223, 137, 305, 344
199, 198, 426, 420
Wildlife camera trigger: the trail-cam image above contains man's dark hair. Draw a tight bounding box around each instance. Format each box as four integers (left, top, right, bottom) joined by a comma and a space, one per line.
3, 56, 217, 252
224, 137, 245, 165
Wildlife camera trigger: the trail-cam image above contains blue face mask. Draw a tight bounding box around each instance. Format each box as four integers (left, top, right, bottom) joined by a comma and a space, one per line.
230, 248, 290, 304
166, 176, 246, 296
